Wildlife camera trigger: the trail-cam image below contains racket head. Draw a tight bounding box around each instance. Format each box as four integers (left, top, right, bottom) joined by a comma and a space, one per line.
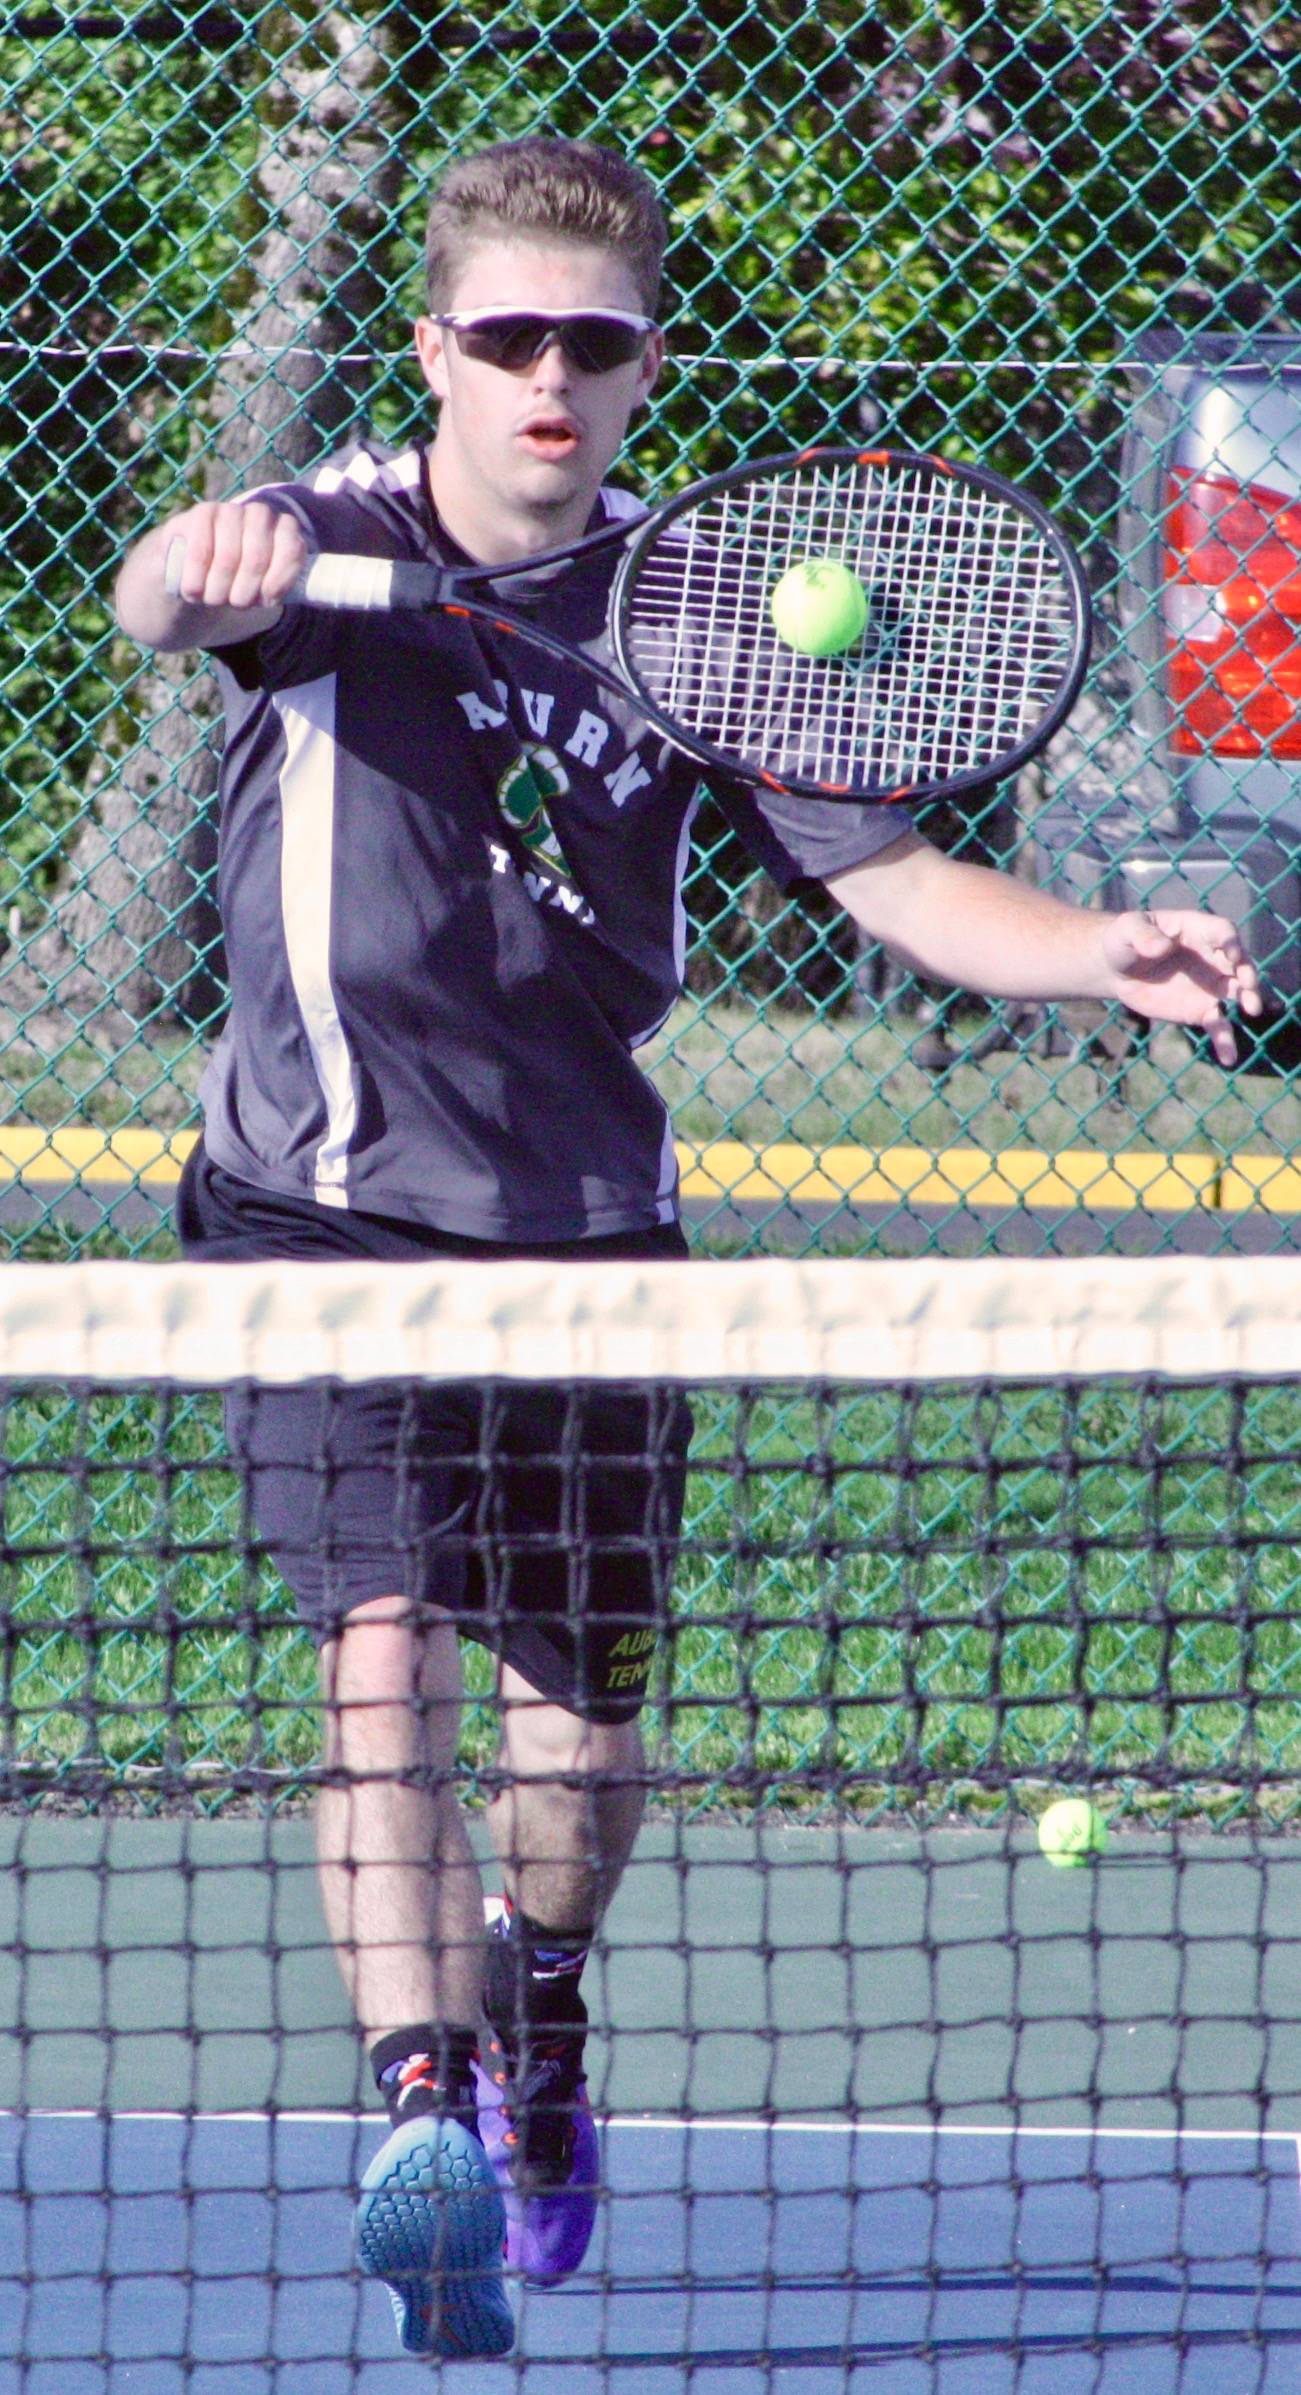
610, 446, 1093, 804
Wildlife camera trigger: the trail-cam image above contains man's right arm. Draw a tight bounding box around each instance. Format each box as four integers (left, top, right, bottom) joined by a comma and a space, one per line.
113, 498, 309, 652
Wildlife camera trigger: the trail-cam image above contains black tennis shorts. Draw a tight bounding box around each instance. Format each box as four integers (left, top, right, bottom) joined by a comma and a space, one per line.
177, 1142, 693, 1723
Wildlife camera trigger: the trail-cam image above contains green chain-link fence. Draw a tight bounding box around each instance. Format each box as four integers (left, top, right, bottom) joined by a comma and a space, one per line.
4, 0, 1300, 1261
4, 0, 1301, 1805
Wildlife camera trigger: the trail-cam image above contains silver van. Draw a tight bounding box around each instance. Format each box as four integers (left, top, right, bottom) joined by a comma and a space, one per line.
1034, 325, 1301, 1069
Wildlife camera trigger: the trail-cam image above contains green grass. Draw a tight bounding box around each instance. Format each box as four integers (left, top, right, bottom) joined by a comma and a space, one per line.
3, 994, 1300, 1174
641, 1000, 1301, 1159
3, 995, 1300, 1273
664, 1380, 1301, 1817
4, 1373, 1300, 1823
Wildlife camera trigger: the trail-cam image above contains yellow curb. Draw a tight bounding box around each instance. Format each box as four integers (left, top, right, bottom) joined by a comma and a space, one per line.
1219, 1158, 1301, 1214
0, 1129, 1296, 1214
0, 1128, 199, 1184
675, 1142, 1222, 1212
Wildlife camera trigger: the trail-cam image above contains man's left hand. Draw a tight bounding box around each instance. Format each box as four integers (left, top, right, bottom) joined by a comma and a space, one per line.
1100, 910, 1262, 1067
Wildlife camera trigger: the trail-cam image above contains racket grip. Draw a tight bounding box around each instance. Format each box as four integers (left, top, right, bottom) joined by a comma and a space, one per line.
162, 541, 442, 612
297, 555, 446, 610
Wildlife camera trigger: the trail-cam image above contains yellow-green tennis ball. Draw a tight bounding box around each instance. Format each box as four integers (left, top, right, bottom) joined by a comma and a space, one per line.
769, 559, 869, 656
1038, 1798, 1107, 1869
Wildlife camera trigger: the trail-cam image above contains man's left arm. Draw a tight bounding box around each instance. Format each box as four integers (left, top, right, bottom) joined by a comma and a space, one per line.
827, 827, 1262, 1069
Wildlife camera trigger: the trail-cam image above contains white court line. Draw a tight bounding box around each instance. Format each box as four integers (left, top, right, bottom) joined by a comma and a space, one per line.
641, 2119, 1301, 2145
8, 2109, 1299, 2191
6, 2107, 1300, 2154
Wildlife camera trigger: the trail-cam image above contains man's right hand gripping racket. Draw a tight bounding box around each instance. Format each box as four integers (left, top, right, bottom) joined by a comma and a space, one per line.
166, 446, 1091, 807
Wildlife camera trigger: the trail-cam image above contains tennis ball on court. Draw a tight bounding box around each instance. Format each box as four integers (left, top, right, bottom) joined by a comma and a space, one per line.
1037, 1797, 1107, 1869
769, 559, 869, 656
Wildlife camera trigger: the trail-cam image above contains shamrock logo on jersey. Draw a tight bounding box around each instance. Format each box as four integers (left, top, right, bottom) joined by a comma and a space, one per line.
497, 746, 575, 884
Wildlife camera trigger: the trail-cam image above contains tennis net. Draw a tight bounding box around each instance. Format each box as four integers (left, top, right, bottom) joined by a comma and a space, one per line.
3, 1253, 1301, 2389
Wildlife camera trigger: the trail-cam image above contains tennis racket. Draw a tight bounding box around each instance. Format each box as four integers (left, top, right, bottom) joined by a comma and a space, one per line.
167, 445, 1091, 806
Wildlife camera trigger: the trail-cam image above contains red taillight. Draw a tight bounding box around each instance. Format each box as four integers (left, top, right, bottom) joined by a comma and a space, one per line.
1162, 469, 1301, 756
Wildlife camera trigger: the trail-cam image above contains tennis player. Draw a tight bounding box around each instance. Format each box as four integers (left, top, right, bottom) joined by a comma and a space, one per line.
114, 135, 1260, 2360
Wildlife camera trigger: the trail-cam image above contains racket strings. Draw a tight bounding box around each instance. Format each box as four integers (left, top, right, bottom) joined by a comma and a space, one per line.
621, 458, 1080, 796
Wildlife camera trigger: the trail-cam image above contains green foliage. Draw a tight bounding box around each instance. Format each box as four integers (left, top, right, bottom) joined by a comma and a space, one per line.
0, 20, 254, 895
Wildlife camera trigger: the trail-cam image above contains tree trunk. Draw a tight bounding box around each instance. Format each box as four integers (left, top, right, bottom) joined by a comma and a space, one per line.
0, 6, 404, 1093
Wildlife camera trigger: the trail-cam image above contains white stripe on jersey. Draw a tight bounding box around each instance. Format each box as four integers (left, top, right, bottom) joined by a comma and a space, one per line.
310, 447, 423, 499
653, 1107, 680, 1223
629, 782, 702, 1050
599, 484, 648, 524
273, 678, 359, 1208
243, 453, 636, 524
670, 784, 703, 989
640, 784, 701, 1223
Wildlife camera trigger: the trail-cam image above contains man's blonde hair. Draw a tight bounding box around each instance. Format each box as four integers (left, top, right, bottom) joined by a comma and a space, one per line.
424, 137, 667, 315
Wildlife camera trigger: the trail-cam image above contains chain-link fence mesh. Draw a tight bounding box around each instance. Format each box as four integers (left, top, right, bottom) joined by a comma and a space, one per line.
3, 0, 1300, 1261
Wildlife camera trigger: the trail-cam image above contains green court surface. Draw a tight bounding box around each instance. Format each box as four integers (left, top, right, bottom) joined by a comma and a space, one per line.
8, 1814, 1301, 2387
6, 1814, 1301, 2130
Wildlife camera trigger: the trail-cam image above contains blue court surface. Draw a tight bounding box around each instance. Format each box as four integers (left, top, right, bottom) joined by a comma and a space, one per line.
3, 2112, 1299, 2393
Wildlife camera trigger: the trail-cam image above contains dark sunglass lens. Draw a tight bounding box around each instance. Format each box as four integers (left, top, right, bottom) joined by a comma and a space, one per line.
561, 319, 644, 371
455, 313, 646, 372
457, 315, 548, 367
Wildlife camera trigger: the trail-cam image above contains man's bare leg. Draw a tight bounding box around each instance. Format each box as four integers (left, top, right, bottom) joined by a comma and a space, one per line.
315, 1596, 485, 2050
319, 1596, 512, 2360
477, 1662, 643, 2282
488, 1660, 645, 1931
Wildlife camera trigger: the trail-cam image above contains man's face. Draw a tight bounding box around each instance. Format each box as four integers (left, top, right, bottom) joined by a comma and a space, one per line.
415, 237, 663, 556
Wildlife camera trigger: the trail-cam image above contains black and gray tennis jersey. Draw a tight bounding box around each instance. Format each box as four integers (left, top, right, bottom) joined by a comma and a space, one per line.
200, 441, 906, 1241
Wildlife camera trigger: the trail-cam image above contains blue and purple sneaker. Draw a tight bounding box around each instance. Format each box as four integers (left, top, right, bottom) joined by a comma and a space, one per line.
473, 2012, 599, 2285
355, 2111, 515, 2358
